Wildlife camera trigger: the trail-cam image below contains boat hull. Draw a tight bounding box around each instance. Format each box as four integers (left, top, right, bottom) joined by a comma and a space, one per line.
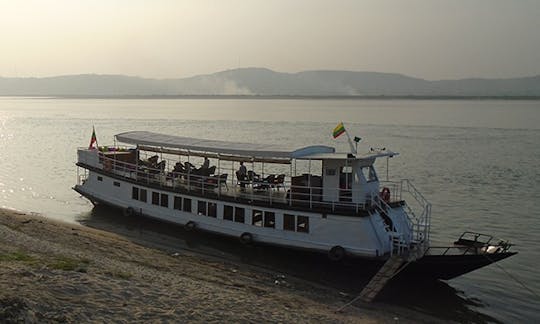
400, 252, 517, 280
75, 184, 516, 281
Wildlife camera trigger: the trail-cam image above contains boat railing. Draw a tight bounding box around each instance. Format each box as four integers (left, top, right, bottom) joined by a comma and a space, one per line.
78, 149, 384, 213
425, 231, 513, 256
380, 179, 432, 256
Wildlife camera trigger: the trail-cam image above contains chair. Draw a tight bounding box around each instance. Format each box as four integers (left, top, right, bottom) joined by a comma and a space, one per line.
247, 170, 260, 182
273, 174, 285, 190
217, 173, 228, 190
263, 174, 275, 183
236, 171, 248, 189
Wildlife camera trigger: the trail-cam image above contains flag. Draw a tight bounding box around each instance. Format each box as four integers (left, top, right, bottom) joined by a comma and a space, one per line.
88, 126, 97, 149
332, 122, 346, 139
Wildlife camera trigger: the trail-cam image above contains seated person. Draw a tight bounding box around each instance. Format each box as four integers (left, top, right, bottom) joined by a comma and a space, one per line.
173, 162, 185, 172
202, 157, 210, 170
147, 155, 159, 168
184, 161, 195, 173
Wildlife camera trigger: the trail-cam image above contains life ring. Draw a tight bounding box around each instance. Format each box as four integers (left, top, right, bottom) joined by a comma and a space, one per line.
184, 221, 196, 232
123, 207, 135, 217
103, 160, 112, 172
380, 187, 391, 203
239, 232, 253, 245
328, 245, 346, 261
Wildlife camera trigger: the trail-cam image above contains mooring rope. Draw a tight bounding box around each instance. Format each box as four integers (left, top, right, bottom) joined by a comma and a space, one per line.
484, 254, 540, 302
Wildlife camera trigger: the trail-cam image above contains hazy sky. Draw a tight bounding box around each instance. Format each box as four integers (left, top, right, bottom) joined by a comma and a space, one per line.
1, 0, 539, 80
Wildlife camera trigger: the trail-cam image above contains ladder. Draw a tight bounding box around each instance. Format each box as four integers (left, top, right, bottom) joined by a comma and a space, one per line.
358, 255, 404, 302
335, 255, 407, 313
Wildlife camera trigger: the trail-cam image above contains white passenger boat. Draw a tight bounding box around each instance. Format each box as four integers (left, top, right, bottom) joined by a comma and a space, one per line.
74, 130, 516, 280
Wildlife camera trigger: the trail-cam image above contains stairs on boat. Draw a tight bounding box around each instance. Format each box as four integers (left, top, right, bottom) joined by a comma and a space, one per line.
358, 255, 404, 302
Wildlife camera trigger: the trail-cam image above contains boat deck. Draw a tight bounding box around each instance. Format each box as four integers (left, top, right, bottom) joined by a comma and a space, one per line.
77, 161, 388, 216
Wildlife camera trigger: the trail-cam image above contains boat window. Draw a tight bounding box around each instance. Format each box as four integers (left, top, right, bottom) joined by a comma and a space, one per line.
113, 181, 121, 187
132, 187, 139, 200
297, 216, 309, 233
252, 210, 263, 226
198, 201, 207, 216
152, 192, 160, 205
235, 207, 245, 223
283, 214, 295, 231
223, 205, 233, 221
140, 189, 147, 203
183, 198, 192, 212
97, 176, 103, 181
264, 212, 275, 228
160, 194, 169, 208
208, 202, 217, 218
361, 166, 378, 183
173, 196, 182, 210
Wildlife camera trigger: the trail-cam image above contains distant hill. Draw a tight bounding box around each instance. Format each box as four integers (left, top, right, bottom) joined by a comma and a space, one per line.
1, 68, 540, 97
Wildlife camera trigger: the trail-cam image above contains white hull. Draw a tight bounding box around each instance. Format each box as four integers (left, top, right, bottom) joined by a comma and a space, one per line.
76, 170, 394, 258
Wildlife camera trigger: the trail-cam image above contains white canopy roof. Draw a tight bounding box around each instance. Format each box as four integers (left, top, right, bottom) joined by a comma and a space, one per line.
115, 131, 336, 159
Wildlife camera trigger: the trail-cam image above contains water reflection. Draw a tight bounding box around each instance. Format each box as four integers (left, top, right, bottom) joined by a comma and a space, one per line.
78, 204, 497, 323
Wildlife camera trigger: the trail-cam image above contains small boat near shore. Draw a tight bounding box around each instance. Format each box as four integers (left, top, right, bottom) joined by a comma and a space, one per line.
74, 130, 516, 281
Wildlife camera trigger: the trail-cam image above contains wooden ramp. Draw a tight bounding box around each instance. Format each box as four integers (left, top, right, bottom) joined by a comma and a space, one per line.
358, 255, 404, 302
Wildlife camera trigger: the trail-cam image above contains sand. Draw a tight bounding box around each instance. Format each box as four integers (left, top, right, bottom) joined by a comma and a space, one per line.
0, 208, 448, 323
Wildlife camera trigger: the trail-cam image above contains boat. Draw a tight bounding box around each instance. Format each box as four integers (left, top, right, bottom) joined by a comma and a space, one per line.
74, 130, 516, 280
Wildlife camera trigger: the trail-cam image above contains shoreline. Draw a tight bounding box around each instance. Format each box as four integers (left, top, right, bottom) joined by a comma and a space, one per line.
0, 208, 445, 322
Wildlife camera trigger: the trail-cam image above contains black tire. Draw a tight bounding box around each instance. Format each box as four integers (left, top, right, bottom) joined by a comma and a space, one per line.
184, 221, 196, 232
239, 232, 253, 245
123, 207, 135, 217
328, 245, 346, 261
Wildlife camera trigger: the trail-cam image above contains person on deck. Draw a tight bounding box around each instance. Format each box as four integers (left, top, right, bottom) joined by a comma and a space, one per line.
237, 161, 248, 189
202, 157, 210, 170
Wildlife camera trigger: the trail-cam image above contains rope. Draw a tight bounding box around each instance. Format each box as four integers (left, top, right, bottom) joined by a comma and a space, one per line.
484, 254, 540, 302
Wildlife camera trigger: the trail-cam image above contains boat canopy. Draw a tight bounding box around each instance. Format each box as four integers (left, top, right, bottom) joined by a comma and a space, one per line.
115, 131, 336, 159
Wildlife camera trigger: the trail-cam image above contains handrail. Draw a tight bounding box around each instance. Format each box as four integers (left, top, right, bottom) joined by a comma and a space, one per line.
380, 179, 432, 257
79, 151, 379, 213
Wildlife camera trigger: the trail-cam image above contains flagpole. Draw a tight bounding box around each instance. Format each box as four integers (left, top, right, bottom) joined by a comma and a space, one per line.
344, 127, 357, 155
94, 125, 98, 149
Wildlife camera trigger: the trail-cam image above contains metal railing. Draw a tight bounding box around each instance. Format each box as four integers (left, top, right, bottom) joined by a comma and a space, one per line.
379, 179, 432, 257
78, 149, 380, 213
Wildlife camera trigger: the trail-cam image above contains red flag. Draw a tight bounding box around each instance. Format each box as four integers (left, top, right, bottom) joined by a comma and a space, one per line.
89, 126, 97, 149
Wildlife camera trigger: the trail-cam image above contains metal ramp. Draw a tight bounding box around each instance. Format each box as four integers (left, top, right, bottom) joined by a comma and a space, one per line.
335, 255, 406, 313
358, 255, 404, 302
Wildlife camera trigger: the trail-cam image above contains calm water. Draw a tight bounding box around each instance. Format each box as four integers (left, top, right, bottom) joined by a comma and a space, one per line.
0, 97, 539, 322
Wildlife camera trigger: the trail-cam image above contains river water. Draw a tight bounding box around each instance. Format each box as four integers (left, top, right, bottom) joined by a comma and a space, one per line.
0, 97, 539, 322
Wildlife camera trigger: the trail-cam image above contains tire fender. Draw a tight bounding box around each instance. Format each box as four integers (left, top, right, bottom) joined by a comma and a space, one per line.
239, 232, 253, 245
123, 207, 135, 217
328, 245, 346, 261
184, 221, 196, 232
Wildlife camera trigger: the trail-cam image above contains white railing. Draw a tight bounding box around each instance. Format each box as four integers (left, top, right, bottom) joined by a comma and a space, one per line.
379, 179, 432, 258
78, 150, 380, 213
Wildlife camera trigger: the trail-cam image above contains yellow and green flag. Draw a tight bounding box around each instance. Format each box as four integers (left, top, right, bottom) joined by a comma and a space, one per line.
332, 122, 346, 139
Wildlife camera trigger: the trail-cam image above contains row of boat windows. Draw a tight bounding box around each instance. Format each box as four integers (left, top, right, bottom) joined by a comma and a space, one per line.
131, 186, 309, 233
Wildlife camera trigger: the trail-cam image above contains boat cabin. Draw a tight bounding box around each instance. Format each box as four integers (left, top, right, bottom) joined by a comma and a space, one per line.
77, 131, 398, 213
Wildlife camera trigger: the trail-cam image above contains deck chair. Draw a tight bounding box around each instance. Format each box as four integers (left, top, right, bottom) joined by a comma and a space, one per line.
218, 173, 228, 190
273, 174, 285, 190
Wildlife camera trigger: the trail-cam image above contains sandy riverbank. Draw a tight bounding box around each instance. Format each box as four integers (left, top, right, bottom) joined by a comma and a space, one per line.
0, 208, 447, 323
